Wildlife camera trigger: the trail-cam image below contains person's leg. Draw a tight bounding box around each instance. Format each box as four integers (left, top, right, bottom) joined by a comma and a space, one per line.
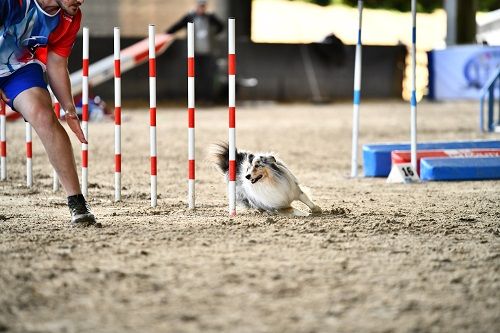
14, 87, 81, 195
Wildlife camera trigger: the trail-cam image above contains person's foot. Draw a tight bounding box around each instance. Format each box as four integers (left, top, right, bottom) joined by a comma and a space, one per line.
68, 194, 97, 227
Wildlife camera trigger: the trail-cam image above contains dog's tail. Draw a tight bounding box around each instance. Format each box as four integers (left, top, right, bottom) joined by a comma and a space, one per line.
209, 142, 246, 174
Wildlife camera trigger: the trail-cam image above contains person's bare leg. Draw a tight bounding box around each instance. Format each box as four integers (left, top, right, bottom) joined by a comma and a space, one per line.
14, 87, 81, 195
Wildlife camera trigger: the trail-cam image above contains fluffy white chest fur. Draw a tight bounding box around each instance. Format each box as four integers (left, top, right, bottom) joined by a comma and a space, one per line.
240, 173, 301, 210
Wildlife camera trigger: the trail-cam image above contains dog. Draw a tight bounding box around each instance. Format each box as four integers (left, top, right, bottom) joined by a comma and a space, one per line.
210, 142, 322, 216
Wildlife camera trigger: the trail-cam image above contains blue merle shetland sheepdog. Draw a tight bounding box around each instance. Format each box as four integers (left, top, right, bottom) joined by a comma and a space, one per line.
210, 143, 322, 216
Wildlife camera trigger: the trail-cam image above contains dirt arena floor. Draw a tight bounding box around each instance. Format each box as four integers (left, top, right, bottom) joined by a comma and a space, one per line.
0, 101, 499, 333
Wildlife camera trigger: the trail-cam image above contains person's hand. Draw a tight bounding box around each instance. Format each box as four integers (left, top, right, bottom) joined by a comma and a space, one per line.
65, 110, 88, 144
0, 89, 10, 103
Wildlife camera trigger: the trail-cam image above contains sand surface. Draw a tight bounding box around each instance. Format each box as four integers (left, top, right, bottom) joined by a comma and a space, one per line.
0, 101, 499, 333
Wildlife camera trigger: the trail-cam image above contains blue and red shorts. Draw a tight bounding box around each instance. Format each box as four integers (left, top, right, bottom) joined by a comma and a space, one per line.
0, 63, 48, 111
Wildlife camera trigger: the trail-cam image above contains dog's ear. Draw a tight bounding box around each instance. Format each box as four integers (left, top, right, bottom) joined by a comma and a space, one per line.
248, 154, 254, 163
264, 156, 276, 164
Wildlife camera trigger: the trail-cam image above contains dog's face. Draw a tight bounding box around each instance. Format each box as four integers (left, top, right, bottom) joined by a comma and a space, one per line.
245, 154, 276, 184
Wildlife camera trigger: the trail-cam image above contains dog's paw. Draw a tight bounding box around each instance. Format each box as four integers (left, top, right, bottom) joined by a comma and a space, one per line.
311, 206, 323, 215
278, 207, 309, 217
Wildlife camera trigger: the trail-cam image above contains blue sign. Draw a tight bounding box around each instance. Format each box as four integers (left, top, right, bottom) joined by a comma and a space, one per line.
428, 45, 500, 100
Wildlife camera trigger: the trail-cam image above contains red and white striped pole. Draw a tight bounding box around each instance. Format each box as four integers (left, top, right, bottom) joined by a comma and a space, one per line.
187, 22, 195, 209
228, 18, 236, 216
114, 27, 122, 202
149, 24, 157, 208
53, 100, 61, 191
0, 100, 6, 181
26, 122, 32, 188
81, 26, 89, 197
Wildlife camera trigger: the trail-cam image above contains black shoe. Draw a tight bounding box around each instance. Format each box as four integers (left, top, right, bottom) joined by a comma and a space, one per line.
68, 194, 97, 226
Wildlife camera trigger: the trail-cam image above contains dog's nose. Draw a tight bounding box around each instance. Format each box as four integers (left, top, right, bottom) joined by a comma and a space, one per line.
245, 174, 251, 180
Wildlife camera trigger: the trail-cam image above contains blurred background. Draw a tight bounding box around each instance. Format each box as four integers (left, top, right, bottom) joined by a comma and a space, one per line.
72, 0, 500, 105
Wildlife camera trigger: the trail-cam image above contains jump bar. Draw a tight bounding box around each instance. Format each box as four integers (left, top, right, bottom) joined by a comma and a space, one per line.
363, 140, 500, 177
420, 157, 500, 181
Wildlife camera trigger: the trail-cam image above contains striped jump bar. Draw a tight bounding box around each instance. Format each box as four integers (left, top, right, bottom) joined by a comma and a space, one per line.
187, 22, 195, 209
26, 122, 32, 188
114, 27, 122, 202
149, 24, 158, 208
228, 17, 236, 216
82, 26, 89, 197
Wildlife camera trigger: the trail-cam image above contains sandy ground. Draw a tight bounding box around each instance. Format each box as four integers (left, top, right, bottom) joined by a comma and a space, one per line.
0, 101, 499, 333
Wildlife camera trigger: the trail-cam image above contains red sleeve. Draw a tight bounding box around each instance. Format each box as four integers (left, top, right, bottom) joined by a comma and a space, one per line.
48, 9, 82, 58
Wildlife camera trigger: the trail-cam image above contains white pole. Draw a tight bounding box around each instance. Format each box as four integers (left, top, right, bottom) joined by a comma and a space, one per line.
82, 27, 89, 197
410, 0, 418, 173
228, 18, 236, 216
114, 27, 122, 202
351, 0, 363, 178
149, 24, 158, 208
187, 22, 195, 209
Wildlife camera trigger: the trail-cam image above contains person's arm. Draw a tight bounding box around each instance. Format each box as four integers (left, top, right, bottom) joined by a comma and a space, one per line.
209, 14, 224, 35
46, 51, 86, 144
166, 14, 191, 34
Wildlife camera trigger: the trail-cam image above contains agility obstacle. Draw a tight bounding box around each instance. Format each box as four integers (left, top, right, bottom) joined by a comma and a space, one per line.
3, 19, 239, 215
409, 0, 418, 173
354, 0, 420, 180
81, 27, 89, 197
228, 18, 237, 216
363, 140, 500, 177
25, 122, 32, 188
187, 22, 196, 209
421, 157, 500, 181
350, 0, 363, 178
391, 149, 500, 175
149, 24, 158, 208
0, 100, 6, 181
479, 67, 500, 133
53, 100, 61, 192
114, 27, 122, 202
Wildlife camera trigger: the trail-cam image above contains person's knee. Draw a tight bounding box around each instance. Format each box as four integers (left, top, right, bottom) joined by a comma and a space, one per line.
13, 87, 54, 125
29, 105, 59, 130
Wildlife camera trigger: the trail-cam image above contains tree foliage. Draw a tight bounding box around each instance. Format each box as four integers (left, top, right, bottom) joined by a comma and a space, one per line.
288, 0, 500, 13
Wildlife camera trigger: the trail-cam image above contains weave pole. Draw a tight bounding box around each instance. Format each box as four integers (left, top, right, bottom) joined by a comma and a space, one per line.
82, 27, 89, 197
149, 24, 157, 208
228, 18, 236, 216
350, 0, 363, 178
187, 22, 195, 209
53, 100, 61, 191
26, 122, 32, 188
410, 0, 417, 173
114, 27, 122, 202
0, 100, 6, 181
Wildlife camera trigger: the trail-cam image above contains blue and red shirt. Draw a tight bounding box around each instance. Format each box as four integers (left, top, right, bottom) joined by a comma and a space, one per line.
0, 0, 81, 77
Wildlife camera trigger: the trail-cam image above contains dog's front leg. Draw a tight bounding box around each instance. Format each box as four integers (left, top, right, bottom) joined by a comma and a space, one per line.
298, 192, 322, 214
278, 207, 309, 217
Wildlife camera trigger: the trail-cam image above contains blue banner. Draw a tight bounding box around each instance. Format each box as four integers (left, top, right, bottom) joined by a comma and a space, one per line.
428, 45, 500, 100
